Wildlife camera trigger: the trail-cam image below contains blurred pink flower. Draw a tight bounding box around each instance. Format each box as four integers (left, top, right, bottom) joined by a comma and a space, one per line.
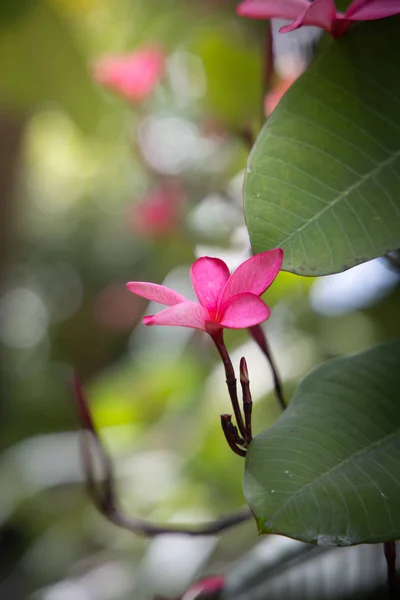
126, 249, 283, 334
130, 181, 185, 238
237, 0, 400, 37
93, 46, 165, 102
180, 575, 225, 600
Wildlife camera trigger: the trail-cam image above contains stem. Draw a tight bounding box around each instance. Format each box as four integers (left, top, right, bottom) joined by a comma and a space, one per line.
384, 541, 397, 599
72, 374, 252, 536
211, 329, 246, 439
240, 357, 253, 442
249, 325, 286, 411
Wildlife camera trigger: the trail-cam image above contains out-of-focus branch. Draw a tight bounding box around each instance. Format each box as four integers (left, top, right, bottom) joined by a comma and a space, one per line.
72, 374, 252, 537
0, 110, 27, 272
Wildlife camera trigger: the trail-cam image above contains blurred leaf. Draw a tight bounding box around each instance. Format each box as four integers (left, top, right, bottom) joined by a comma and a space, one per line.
194, 29, 262, 128
0, 0, 38, 26
244, 17, 400, 275
91, 357, 204, 427
50, 0, 96, 17
244, 341, 400, 545
0, 1, 105, 132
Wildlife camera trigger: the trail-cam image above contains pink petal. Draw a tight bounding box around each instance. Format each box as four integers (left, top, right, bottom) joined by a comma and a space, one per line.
345, 0, 400, 20
143, 302, 208, 330
280, 0, 337, 33
190, 257, 230, 312
219, 293, 271, 329
219, 249, 283, 306
237, 0, 311, 20
126, 282, 187, 306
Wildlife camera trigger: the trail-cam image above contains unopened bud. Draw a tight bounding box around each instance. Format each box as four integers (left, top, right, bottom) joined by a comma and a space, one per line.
240, 357, 249, 384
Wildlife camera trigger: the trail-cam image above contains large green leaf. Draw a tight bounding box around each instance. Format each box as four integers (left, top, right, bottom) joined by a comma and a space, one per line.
244, 17, 400, 275
244, 341, 400, 545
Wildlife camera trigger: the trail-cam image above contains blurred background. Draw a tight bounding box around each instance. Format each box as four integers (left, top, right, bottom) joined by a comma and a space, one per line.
1, 1, 400, 598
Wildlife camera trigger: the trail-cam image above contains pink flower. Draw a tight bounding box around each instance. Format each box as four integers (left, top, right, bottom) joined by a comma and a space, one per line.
180, 575, 225, 600
126, 249, 283, 334
93, 46, 165, 102
236, 0, 400, 38
129, 181, 185, 238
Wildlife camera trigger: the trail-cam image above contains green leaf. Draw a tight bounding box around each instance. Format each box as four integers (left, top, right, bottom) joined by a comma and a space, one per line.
244, 341, 400, 545
244, 18, 400, 275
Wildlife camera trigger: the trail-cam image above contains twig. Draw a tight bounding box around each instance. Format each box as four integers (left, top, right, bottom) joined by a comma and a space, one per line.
220, 414, 247, 457
249, 325, 286, 411
240, 357, 252, 442
211, 330, 247, 439
72, 374, 252, 537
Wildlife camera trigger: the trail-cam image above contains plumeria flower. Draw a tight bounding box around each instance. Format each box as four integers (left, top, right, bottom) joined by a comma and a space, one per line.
93, 46, 165, 102
237, 0, 400, 38
126, 249, 283, 335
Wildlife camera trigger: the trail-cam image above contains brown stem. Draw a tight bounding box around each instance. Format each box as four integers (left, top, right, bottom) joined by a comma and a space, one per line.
249, 325, 286, 411
220, 414, 247, 458
240, 357, 252, 442
72, 374, 251, 536
211, 329, 247, 439
384, 541, 397, 599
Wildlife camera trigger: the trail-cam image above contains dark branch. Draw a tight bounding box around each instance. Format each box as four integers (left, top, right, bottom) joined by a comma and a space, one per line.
72, 374, 251, 537
220, 414, 247, 457
211, 330, 247, 439
240, 357, 253, 443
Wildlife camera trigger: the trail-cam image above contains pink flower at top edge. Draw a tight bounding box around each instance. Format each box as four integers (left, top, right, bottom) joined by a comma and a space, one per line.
126, 249, 283, 335
93, 46, 165, 102
130, 181, 185, 238
236, 0, 400, 38
180, 575, 225, 600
